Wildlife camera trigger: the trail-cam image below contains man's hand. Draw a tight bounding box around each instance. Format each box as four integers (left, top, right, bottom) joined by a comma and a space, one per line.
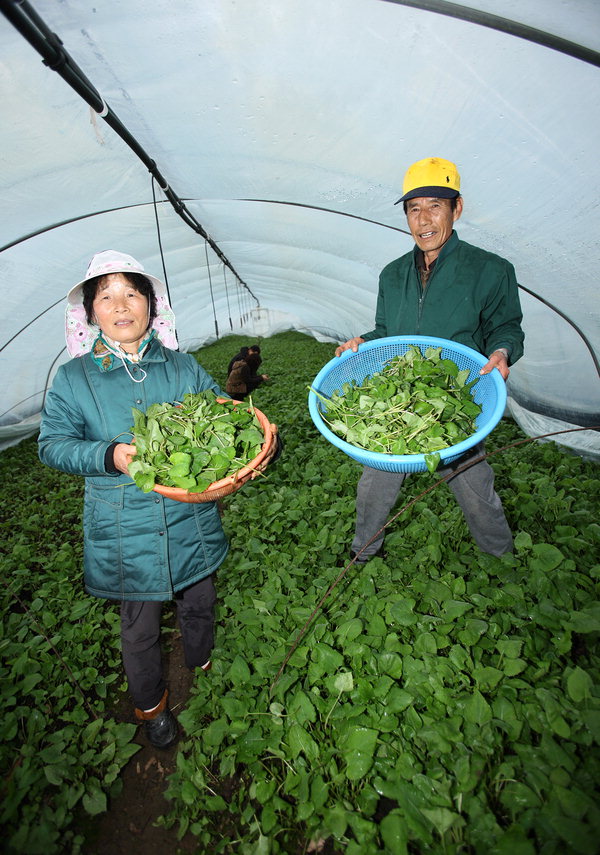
335, 337, 365, 357
480, 350, 510, 380
113, 442, 137, 474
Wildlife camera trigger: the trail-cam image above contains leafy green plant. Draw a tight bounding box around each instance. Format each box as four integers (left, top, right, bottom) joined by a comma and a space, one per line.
129, 391, 264, 492
1, 332, 598, 855
311, 345, 482, 472
153, 333, 600, 854
0, 442, 140, 855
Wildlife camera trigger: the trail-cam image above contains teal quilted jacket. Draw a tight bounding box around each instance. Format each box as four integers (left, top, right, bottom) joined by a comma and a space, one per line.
38, 339, 229, 601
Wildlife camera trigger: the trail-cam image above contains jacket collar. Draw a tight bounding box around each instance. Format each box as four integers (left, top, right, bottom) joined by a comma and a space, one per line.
413, 229, 459, 267
90, 334, 166, 373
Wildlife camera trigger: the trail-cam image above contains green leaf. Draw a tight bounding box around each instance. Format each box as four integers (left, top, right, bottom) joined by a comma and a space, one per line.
169, 451, 192, 467
472, 665, 503, 690
514, 531, 532, 551
547, 816, 597, 854
335, 618, 363, 643
566, 666, 593, 702
255, 779, 277, 804
414, 632, 437, 655
324, 804, 348, 838
311, 773, 329, 810
530, 543, 565, 571
343, 726, 378, 781
203, 718, 228, 748
568, 606, 600, 633
442, 600, 473, 621
547, 710, 571, 738
425, 452, 441, 474
83, 785, 107, 816
115, 742, 141, 764
20, 672, 44, 693
228, 655, 252, 683
310, 642, 344, 675
492, 697, 522, 739
499, 782, 542, 812
378, 652, 403, 679
388, 598, 418, 627
496, 638, 523, 659
334, 672, 354, 693
458, 619, 488, 646
502, 658, 527, 677
463, 690, 492, 725
131, 466, 156, 492
252, 831, 271, 855
82, 718, 105, 743
288, 691, 317, 725
380, 811, 408, 854
490, 827, 537, 855
582, 710, 600, 743
385, 686, 413, 713
553, 784, 593, 819
44, 764, 66, 785
287, 723, 319, 762
421, 807, 461, 835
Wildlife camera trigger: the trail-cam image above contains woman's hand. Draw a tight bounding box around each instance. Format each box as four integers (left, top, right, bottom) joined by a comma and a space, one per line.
251, 424, 280, 478
113, 442, 137, 475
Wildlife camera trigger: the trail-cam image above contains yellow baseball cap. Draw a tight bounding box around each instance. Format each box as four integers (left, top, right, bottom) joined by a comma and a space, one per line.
395, 157, 461, 204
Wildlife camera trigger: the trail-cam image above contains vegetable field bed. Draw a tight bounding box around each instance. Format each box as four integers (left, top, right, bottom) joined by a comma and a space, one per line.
1, 331, 599, 855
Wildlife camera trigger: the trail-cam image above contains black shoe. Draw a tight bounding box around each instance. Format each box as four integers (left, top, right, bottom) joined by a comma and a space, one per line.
143, 708, 178, 749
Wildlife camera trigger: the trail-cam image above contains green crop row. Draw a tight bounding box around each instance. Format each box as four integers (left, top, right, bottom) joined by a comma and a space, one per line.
1, 332, 598, 854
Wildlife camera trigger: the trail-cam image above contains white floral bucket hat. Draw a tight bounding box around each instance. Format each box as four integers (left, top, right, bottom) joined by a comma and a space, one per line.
65, 249, 178, 357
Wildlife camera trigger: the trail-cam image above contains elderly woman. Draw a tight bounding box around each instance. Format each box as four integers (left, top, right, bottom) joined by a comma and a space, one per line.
38, 250, 228, 749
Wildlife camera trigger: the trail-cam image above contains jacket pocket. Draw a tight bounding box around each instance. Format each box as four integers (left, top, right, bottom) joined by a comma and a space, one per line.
85, 482, 124, 541
190, 501, 228, 569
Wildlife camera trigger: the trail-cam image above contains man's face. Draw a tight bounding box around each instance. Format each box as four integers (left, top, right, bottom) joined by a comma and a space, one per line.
405, 196, 463, 263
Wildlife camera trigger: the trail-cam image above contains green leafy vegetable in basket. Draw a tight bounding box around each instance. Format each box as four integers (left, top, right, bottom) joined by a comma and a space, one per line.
312, 345, 482, 473
128, 391, 264, 493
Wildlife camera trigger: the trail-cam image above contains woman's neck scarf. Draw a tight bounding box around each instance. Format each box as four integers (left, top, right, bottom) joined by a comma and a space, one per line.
91, 329, 155, 373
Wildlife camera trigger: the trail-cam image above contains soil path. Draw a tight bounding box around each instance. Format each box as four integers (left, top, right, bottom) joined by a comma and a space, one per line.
84, 616, 202, 854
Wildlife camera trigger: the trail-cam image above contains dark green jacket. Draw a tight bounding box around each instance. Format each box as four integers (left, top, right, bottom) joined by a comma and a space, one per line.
38, 339, 228, 601
362, 231, 524, 363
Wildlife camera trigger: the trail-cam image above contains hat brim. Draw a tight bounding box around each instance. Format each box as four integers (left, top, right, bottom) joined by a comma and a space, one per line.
394, 186, 460, 205
67, 270, 167, 305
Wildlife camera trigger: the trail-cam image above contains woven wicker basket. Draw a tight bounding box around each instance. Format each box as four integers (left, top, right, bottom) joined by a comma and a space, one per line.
152, 401, 274, 503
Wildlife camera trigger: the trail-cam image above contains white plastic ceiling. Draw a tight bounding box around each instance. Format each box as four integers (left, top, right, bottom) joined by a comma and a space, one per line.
1, 0, 599, 457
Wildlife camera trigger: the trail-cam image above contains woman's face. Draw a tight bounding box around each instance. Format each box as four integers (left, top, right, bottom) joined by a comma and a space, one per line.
92, 273, 150, 352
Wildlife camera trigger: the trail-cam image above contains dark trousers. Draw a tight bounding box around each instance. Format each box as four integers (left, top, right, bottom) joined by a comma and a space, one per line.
120, 574, 216, 710
351, 443, 513, 559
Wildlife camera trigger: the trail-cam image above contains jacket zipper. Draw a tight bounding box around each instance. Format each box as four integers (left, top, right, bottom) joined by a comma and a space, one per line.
416, 263, 436, 331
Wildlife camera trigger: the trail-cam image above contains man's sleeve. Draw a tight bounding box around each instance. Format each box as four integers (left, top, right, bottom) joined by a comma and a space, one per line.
361, 272, 389, 341
482, 260, 525, 365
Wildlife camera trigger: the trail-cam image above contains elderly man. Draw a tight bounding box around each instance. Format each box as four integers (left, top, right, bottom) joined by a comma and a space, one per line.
335, 156, 524, 561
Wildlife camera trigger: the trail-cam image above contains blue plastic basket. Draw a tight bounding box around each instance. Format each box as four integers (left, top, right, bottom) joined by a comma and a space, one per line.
308, 336, 507, 473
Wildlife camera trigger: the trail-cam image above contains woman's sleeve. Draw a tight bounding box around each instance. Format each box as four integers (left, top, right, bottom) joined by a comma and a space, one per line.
37, 365, 117, 477
192, 360, 226, 396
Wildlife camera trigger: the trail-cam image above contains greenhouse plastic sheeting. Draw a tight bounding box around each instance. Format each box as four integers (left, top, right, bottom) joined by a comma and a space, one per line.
1, 0, 599, 457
